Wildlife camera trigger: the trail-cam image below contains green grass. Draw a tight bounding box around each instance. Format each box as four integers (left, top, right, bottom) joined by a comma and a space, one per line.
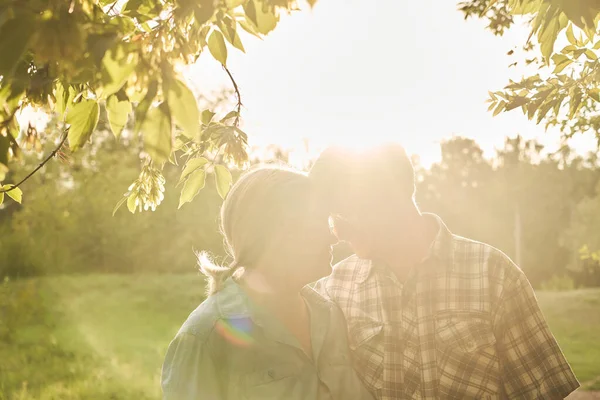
0, 274, 206, 400
537, 289, 600, 390
1, 275, 599, 399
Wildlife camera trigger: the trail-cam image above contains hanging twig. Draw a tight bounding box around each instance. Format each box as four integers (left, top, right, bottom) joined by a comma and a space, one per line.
223, 65, 242, 127
0, 128, 69, 193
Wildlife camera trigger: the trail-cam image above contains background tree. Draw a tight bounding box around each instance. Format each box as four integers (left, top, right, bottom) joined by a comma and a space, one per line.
416, 135, 600, 287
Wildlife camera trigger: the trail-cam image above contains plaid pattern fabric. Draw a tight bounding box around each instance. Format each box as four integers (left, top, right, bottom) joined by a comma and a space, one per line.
316, 214, 580, 399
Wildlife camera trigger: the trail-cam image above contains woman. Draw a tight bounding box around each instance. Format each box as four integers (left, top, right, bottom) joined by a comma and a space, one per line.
161, 166, 375, 400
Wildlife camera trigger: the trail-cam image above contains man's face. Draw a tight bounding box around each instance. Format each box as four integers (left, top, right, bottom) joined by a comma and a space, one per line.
330, 213, 374, 259
328, 192, 409, 260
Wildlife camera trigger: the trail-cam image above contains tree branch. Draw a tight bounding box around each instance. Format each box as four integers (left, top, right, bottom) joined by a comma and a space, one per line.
106, 1, 119, 16
0, 129, 69, 194
223, 65, 242, 127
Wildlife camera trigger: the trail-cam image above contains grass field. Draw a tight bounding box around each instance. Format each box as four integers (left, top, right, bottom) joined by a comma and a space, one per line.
1, 274, 599, 399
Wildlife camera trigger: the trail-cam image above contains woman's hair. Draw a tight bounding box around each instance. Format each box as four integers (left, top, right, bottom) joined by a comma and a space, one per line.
198, 165, 311, 295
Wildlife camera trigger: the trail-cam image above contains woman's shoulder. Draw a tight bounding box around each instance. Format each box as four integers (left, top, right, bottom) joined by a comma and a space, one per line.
177, 282, 252, 339
178, 295, 223, 339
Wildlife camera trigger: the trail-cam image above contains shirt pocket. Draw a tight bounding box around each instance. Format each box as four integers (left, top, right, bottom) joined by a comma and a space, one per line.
347, 320, 384, 392
242, 363, 300, 400
435, 312, 500, 398
435, 313, 496, 353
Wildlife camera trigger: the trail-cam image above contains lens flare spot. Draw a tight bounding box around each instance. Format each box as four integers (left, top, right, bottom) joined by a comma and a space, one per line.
215, 317, 255, 348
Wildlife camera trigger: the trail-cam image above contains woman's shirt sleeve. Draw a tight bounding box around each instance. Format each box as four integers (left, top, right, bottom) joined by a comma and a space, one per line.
161, 331, 224, 400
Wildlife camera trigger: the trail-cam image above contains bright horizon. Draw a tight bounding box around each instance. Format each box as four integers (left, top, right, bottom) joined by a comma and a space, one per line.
185, 0, 597, 168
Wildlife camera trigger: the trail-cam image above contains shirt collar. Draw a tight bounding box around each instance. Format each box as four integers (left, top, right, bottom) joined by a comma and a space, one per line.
216, 277, 331, 326
354, 213, 455, 284
423, 212, 455, 271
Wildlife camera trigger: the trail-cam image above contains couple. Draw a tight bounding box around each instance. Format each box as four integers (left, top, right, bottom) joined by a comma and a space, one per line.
162, 144, 580, 399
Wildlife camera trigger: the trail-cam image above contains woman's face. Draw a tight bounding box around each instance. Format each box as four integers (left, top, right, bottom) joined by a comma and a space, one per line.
268, 202, 337, 286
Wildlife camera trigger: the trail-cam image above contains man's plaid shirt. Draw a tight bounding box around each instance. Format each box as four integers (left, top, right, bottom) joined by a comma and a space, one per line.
315, 214, 579, 399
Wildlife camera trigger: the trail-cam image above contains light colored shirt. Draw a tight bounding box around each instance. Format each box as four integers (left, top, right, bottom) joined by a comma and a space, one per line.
162, 277, 375, 400
315, 213, 580, 399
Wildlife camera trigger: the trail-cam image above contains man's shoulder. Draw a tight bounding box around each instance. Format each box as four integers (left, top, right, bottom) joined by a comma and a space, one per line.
450, 234, 523, 281
333, 254, 365, 272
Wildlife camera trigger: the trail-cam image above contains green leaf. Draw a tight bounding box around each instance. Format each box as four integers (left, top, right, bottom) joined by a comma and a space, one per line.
585, 49, 598, 60
566, 24, 577, 45
106, 95, 132, 138
569, 88, 583, 118
66, 100, 100, 151
179, 168, 206, 208
492, 101, 506, 117
201, 109, 216, 125
100, 47, 138, 99
589, 88, 600, 102
505, 97, 529, 111
208, 30, 227, 65
594, 40, 600, 50
219, 16, 245, 53
239, 19, 262, 39
194, 2, 215, 26
0, 135, 9, 168
54, 84, 75, 118
539, 10, 561, 63
214, 164, 233, 199
561, 44, 578, 54
0, 16, 34, 77
166, 79, 200, 139
220, 110, 239, 123
0, 192, 3, 205
127, 193, 137, 214
134, 80, 158, 134
179, 157, 209, 184
142, 104, 172, 164
254, 2, 279, 34
552, 54, 573, 73
3, 185, 22, 204
0, 162, 8, 182
243, 0, 258, 27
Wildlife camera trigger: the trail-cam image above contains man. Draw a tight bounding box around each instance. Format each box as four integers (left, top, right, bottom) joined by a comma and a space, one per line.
310, 144, 579, 399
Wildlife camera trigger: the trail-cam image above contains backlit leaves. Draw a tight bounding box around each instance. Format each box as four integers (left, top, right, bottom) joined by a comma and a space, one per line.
100, 48, 138, 99
179, 157, 209, 184
179, 168, 206, 208
2, 186, 23, 204
219, 16, 245, 53
142, 104, 172, 164
66, 100, 100, 151
208, 30, 227, 65
166, 79, 200, 140
106, 95, 132, 138
0, 0, 308, 213
481, 0, 600, 144
0, 16, 35, 77
214, 164, 232, 199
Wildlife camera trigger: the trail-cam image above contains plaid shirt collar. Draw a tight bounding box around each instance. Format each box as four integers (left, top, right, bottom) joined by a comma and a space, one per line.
353, 213, 454, 284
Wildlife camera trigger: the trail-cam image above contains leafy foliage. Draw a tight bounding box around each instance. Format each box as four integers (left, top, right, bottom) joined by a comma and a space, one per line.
460, 0, 600, 145
0, 0, 311, 211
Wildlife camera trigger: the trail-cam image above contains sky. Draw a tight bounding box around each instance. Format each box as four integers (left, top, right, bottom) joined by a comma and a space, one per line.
186, 0, 597, 167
